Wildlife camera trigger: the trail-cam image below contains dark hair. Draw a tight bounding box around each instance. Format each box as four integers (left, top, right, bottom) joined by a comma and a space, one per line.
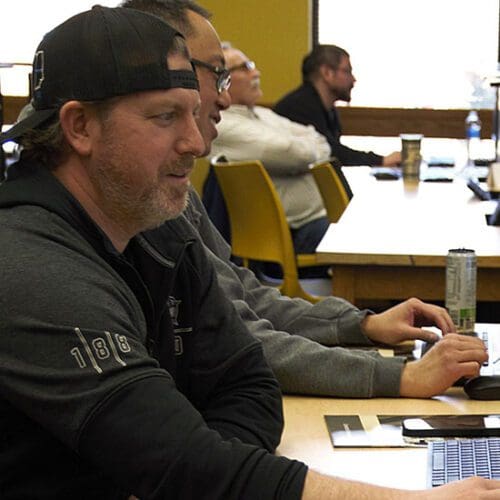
302, 44, 349, 82
120, 0, 211, 35
19, 98, 120, 169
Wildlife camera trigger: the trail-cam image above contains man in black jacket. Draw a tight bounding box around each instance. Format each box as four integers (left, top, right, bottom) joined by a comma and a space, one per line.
0, 6, 303, 499
274, 44, 401, 167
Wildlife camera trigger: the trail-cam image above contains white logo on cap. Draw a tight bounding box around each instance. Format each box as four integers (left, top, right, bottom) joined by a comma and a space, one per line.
33, 51, 45, 91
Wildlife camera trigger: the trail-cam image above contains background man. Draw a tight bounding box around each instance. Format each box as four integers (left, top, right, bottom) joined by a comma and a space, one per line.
274, 44, 401, 167
121, 0, 491, 404
209, 42, 331, 268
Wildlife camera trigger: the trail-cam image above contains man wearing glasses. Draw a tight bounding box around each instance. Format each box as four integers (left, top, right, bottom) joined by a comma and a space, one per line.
274, 44, 401, 167
190, 57, 231, 146
210, 42, 333, 269
117, 1, 497, 497
121, 0, 489, 402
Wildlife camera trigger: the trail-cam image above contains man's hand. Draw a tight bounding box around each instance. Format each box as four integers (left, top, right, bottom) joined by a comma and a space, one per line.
399, 333, 487, 397
361, 297, 455, 346
382, 150, 402, 166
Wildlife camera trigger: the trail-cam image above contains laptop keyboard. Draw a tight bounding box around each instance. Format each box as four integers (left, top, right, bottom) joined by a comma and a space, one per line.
428, 438, 500, 486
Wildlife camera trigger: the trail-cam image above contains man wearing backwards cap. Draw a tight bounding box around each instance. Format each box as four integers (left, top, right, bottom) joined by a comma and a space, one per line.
0, 6, 302, 499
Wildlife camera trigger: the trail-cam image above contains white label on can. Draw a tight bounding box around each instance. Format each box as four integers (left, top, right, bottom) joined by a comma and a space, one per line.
445, 252, 477, 333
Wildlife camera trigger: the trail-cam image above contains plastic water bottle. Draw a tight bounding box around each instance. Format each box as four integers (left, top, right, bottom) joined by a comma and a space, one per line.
465, 110, 482, 165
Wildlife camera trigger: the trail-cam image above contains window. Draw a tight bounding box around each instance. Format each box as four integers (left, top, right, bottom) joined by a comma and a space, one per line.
317, 0, 499, 109
0, 0, 118, 96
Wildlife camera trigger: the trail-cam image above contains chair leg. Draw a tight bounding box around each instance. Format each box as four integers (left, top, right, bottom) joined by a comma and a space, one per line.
281, 278, 322, 304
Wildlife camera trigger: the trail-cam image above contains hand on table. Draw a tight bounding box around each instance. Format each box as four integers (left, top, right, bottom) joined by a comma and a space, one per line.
382, 150, 402, 166
399, 333, 487, 397
361, 297, 455, 346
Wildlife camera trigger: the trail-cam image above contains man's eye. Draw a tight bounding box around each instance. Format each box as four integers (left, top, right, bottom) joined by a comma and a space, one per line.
157, 112, 176, 121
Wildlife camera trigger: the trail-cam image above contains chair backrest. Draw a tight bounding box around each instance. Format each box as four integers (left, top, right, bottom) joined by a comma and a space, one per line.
212, 159, 322, 302
310, 161, 352, 223
190, 156, 210, 197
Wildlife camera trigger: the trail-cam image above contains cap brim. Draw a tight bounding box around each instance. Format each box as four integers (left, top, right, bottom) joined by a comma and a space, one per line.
0, 108, 57, 145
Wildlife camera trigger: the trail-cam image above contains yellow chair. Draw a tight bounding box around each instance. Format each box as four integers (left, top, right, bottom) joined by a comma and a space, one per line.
190, 156, 210, 197
213, 159, 329, 303
310, 161, 351, 223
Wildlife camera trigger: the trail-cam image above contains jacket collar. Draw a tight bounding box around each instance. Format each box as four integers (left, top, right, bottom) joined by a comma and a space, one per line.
0, 158, 196, 266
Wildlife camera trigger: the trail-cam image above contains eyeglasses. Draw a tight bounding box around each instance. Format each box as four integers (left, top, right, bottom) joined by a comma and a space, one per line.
228, 60, 256, 73
191, 59, 231, 94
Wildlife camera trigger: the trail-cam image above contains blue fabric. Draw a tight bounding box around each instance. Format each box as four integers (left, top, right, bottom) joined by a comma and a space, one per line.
202, 166, 231, 244
291, 216, 329, 254
265, 217, 330, 279
291, 216, 330, 278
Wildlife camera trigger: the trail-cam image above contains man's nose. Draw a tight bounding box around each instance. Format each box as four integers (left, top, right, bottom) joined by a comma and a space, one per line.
179, 116, 205, 157
218, 88, 231, 110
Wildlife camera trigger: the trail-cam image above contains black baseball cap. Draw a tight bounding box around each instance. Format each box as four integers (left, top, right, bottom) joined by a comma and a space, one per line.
0, 5, 199, 145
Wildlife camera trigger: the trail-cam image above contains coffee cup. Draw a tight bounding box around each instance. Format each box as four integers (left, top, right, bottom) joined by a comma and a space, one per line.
400, 133, 423, 180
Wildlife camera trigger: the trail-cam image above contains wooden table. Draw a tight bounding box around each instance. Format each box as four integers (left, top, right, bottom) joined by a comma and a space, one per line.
277, 324, 500, 490
278, 390, 500, 490
316, 166, 500, 304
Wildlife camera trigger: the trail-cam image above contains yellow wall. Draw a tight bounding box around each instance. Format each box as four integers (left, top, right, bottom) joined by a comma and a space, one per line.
201, 0, 310, 104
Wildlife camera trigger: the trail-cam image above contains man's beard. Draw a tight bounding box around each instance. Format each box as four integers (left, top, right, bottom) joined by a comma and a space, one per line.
337, 87, 352, 103
89, 145, 193, 235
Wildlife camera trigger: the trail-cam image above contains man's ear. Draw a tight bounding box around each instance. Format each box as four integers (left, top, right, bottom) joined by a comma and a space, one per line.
319, 63, 333, 81
58, 101, 95, 156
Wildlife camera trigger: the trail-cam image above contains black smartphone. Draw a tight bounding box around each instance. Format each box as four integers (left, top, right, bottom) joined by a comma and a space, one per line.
402, 414, 500, 440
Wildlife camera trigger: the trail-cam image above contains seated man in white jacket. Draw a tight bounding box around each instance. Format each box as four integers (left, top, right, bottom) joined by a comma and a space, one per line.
210, 43, 332, 270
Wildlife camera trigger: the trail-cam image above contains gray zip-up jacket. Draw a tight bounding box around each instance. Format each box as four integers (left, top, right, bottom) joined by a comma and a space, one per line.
181, 189, 405, 397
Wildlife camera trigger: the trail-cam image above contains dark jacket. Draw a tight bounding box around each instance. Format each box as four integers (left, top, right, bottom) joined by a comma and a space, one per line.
274, 82, 383, 166
0, 160, 307, 499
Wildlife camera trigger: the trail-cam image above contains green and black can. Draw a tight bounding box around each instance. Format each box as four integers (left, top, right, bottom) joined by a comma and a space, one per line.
445, 248, 477, 334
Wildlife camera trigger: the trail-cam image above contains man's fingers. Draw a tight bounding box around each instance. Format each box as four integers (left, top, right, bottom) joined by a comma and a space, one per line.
413, 328, 440, 343
454, 361, 482, 379
440, 333, 487, 350
426, 336, 488, 368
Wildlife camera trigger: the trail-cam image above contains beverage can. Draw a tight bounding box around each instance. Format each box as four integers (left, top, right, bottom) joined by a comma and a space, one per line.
445, 248, 477, 334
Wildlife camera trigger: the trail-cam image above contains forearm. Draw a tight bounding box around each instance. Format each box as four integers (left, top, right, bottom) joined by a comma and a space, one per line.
256, 328, 404, 397
329, 139, 382, 167
257, 143, 321, 175
302, 470, 499, 499
244, 286, 372, 346
302, 470, 418, 500
257, 107, 330, 173
213, 124, 317, 176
